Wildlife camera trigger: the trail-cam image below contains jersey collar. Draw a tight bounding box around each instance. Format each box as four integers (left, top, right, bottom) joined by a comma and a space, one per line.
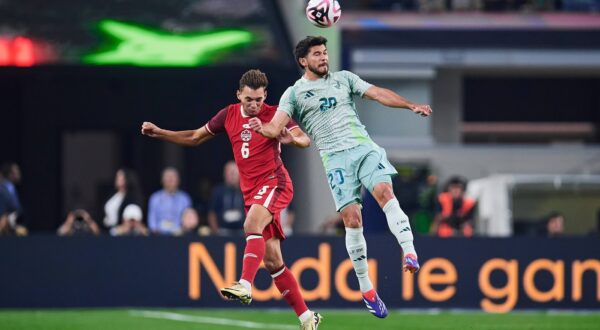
240, 104, 250, 118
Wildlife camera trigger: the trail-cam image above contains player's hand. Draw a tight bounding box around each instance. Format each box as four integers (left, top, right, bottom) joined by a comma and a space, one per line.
276, 128, 293, 144
409, 104, 432, 117
141, 121, 160, 137
248, 117, 263, 133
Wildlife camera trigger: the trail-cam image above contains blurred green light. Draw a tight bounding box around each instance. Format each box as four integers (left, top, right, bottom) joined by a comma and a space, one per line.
83, 20, 254, 66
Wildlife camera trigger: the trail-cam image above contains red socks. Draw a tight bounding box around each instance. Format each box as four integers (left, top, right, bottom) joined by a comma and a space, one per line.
240, 235, 309, 318
272, 265, 309, 316
240, 234, 265, 284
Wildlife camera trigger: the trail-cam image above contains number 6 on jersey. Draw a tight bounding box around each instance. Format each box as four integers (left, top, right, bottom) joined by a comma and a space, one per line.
241, 142, 250, 158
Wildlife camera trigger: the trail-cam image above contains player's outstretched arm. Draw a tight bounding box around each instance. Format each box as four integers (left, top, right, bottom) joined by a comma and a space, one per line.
141, 121, 213, 146
249, 111, 290, 139
363, 86, 433, 117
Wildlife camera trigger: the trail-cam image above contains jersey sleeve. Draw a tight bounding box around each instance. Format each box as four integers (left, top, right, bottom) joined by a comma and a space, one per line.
342, 70, 373, 97
277, 87, 296, 118
205, 107, 229, 135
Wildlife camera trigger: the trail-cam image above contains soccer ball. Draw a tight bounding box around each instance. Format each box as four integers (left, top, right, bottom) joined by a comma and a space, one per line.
306, 0, 341, 28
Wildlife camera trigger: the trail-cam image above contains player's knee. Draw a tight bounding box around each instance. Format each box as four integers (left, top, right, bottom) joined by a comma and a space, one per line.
243, 218, 260, 234
263, 257, 283, 272
373, 183, 395, 207
341, 205, 362, 228
345, 218, 362, 228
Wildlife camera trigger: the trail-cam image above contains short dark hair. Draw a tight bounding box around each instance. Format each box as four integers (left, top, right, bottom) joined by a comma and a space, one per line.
446, 176, 467, 191
0, 162, 15, 178
239, 69, 268, 91
294, 36, 328, 69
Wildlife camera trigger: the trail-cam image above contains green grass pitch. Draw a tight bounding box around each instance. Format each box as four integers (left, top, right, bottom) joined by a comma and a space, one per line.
0, 308, 598, 330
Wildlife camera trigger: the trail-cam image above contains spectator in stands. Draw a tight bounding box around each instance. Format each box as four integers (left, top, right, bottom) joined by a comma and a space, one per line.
1, 162, 22, 217
431, 176, 477, 237
57, 209, 100, 236
544, 211, 565, 237
148, 167, 193, 235
179, 207, 200, 236
103, 168, 144, 232
207, 161, 245, 236
0, 214, 8, 235
109, 204, 149, 236
0, 163, 27, 235
0, 189, 10, 235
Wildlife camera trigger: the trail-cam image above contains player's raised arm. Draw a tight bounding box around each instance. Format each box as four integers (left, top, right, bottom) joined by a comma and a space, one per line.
249, 110, 290, 139
141, 121, 213, 146
363, 85, 433, 117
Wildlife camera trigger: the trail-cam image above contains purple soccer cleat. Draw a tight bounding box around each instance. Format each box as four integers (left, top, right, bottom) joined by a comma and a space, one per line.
362, 291, 388, 318
403, 253, 420, 273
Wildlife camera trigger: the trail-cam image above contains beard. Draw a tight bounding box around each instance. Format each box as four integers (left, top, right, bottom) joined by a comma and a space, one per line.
307, 62, 328, 77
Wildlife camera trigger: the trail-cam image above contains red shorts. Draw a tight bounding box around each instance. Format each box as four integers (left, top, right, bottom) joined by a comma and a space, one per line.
244, 178, 293, 241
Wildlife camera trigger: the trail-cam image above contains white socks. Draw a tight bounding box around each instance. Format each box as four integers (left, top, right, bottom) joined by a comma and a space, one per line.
239, 279, 251, 292
383, 198, 416, 256
345, 227, 373, 292
299, 310, 313, 323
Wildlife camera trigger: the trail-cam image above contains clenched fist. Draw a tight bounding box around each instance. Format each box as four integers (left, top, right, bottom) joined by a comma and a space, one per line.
141, 122, 160, 137
248, 117, 263, 133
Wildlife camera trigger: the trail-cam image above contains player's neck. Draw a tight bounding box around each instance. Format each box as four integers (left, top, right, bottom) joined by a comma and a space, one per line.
303, 70, 326, 81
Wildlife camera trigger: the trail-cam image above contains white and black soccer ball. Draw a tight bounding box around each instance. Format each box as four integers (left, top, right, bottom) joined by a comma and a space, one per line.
305, 0, 341, 28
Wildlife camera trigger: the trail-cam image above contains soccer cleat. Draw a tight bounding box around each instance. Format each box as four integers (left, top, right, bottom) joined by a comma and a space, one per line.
403, 253, 420, 273
300, 312, 323, 330
362, 291, 388, 318
220, 282, 252, 305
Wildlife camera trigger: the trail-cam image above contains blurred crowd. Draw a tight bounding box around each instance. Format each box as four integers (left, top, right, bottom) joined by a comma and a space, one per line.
0, 160, 597, 238
348, 0, 600, 12
55, 162, 260, 237
1, 160, 294, 238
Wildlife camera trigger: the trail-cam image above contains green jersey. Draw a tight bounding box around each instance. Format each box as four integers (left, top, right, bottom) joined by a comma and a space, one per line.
278, 70, 374, 154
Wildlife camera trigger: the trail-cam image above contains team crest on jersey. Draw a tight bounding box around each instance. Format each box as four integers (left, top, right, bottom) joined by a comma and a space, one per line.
241, 129, 252, 142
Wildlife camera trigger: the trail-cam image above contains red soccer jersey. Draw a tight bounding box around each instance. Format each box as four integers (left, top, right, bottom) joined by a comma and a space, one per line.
205, 103, 299, 198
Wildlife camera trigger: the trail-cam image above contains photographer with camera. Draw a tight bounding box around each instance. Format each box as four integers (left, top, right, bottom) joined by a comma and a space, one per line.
57, 209, 100, 236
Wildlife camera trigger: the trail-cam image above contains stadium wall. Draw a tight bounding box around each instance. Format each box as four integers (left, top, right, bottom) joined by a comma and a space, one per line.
1, 236, 599, 312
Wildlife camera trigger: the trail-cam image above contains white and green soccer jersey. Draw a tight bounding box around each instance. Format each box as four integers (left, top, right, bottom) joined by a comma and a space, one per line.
278, 70, 374, 154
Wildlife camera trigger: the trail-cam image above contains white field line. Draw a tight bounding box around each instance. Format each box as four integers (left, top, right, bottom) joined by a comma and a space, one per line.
129, 309, 298, 330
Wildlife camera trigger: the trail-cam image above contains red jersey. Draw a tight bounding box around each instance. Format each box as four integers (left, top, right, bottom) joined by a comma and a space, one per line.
205, 103, 299, 198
